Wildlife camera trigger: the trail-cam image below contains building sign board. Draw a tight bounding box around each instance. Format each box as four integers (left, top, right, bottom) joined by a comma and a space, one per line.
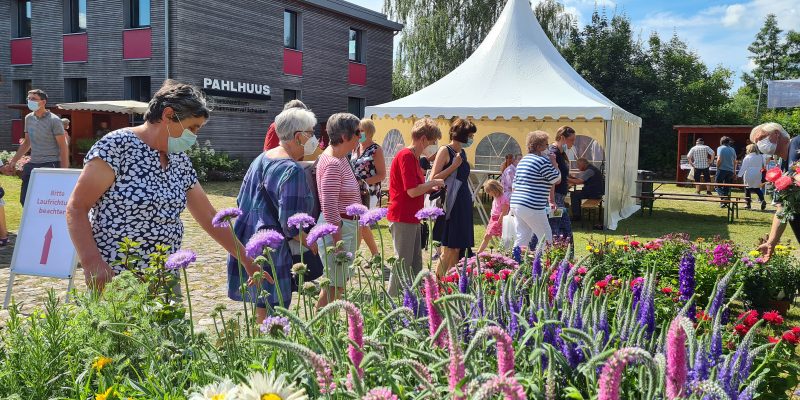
202, 78, 272, 100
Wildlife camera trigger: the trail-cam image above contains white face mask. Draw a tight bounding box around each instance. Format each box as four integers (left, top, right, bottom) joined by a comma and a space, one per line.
757, 137, 777, 155
302, 135, 319, 156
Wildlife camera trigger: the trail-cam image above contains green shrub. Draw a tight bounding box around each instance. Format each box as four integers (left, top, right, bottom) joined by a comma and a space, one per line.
187, 140, 246, 182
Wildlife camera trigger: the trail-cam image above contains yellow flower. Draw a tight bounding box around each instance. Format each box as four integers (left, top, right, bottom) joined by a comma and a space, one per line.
775, 245, 787, 251
748, 250, 761, 258
586, 245, 593, 251
696, 237, 705, 243
96, 387, 116, 400
92, 356, 113, 371
614, 240, 627, 247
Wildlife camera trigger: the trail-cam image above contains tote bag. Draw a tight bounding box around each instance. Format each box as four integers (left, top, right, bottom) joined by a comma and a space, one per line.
501, 213, 517, 250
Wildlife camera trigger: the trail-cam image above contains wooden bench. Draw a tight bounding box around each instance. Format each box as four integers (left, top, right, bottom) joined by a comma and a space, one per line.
633, 194, 748, 222
580, 198, 603, 229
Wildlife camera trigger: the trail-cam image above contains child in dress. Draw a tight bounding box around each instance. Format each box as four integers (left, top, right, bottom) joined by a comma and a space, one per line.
478, 179, 510, 253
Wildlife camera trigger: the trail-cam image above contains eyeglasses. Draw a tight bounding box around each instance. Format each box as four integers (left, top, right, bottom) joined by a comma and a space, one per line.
295, 130, 314, 137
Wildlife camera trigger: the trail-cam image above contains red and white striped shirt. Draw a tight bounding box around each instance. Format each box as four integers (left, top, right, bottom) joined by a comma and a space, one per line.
316, 153, 361, 226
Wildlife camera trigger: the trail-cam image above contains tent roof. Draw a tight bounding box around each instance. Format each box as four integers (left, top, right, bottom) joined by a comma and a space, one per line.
365, 0, 641, 125
57, 100, 148, 114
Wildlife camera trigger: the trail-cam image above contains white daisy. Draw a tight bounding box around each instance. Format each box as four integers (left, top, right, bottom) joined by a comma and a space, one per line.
235, 371, 309, 400
188, 379, 239, 400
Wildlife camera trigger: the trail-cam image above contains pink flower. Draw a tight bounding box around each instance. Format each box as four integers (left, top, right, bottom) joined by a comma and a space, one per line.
362, 387, 398, 400
341, 301, 365, 378
666, 318, 688, 399
765, 167, 783, 183
447, 324, 466, 400
775, 175, 793, 191
423, 273, 447, 348
483, 326, 516, 376
473, 375, 527, 400
598, 348, 653, 400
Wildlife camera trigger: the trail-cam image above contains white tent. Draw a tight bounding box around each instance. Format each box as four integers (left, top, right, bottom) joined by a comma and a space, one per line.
366, 0, 642, 229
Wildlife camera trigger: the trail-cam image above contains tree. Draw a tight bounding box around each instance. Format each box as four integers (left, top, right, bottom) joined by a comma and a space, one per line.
533, 0, 577, 51
385, 0, 576, 97
742, 14, 786, 102
785, 30, 800, 77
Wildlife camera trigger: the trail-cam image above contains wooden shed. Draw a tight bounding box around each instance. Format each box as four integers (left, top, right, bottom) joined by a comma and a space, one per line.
674, 125, 754, 182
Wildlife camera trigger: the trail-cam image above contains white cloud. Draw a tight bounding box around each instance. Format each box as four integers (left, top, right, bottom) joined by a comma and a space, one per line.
722, 4, 746, 27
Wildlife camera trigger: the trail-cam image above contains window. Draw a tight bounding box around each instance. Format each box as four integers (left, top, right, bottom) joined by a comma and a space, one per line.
347, 97, 365, 118
16, 0, 31, 38
284, 89, 299, 102
65, 78, 87, 102
348, 28, 363, 62
12, 80, 32, 104
284, 10, 299, 50
64, 0, 87, 33
127, 0, 150, 28
125, 76, 151, 102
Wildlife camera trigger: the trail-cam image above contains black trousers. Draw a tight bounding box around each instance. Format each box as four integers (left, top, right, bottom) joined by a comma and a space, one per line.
744, 188, 765, 206
571, 190, 602, 218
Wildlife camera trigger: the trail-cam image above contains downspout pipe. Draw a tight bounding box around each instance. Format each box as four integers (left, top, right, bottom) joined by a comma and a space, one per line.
164, 0, 170, 79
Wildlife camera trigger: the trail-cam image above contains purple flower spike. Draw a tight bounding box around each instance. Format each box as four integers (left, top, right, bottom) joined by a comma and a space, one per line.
359, 208, 388, 227
212, 207, 243, 228
287, 212, 316, 230
166, 249, 196, 270
415, 206, 444, 221
246, 229, 285, 258
345, 203, 369, 217
679, 252, 696, 321
307, 223, 339, 247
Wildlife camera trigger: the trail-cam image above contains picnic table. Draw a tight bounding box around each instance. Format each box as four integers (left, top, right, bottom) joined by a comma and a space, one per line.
633, 180, 749, 222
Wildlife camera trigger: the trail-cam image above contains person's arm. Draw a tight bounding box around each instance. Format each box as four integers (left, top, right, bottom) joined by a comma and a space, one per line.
365, 147, 386, 185
399, 152, 441, 198
789, 138, 800, 164
498, 202, 510, 220
687, 150, 695, 168
432, 146, 460, 180
186, 184, 272, 283
56, 135, 69, 168
66, 159, 116, 290
759, 212, 788, 262
4, 132, 32, 173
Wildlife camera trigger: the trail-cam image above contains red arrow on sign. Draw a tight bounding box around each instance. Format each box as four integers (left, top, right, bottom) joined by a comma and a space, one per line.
40, 225, 53, 265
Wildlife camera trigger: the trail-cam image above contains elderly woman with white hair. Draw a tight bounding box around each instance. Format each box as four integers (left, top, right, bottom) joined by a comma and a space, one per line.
315, 113, 363, 308
752, 122, 798, 260
227, 107, 319, 321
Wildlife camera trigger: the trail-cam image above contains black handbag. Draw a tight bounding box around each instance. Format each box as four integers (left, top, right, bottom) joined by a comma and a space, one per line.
348, 160, 371, 207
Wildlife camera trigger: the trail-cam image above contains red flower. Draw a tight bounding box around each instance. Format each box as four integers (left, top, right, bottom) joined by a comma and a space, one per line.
661, 287, 674, 295
696, 311, 711, 321
768, 336, 780, 344
738, 310, 759, 327
782, 331, 800, 344
734, 324, 750, 336
763, 310, 784, 325
775, 175, 793, 191
792, 326, 800, 335
765, 167, 783, 183
593, 288, 602, 296
595, 280, 608, 289
630, 241, 641, 247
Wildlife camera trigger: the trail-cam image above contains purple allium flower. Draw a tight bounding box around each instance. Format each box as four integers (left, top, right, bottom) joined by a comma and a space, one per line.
666, 317, 689, 400
260, 316, 291, 336
307, 223, 339, 247
345, 203, 369, 217
679, 252, 696, 321
165, 249, 196, 270
287, 212, 316, 230
359, 208, 388, 227
212, 207, 243, 228
415, 206, 444, 221
245, 229, 285, 258
363, 387, 399, 400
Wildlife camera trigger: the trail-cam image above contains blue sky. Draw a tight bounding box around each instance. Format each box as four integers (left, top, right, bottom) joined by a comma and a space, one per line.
350, 0, 799, 89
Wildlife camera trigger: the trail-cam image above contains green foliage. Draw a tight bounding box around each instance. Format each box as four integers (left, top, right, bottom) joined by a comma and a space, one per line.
186, 140, 245, 182
760, 108, 800, 135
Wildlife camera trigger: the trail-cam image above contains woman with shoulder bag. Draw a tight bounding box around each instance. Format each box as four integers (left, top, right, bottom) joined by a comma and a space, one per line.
431, 118, 476, 277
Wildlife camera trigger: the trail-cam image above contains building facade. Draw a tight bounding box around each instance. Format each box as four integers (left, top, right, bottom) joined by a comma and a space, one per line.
1, 0, 400, 159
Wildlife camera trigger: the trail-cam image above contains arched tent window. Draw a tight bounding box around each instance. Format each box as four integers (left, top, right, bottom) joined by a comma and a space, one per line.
474, 132, 522, 172
382, 129, 405, 180
569, 135, 605, 169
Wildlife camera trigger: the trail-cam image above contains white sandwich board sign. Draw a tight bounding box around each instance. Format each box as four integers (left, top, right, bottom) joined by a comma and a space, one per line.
3, 168, 81, 308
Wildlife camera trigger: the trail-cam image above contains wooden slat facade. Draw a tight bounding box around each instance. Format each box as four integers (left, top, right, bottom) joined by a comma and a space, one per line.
0, 0, 397, 159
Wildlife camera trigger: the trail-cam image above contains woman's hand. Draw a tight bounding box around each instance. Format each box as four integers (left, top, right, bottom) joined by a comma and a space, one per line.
758, 241, 776, 262
82, 259, 115, 291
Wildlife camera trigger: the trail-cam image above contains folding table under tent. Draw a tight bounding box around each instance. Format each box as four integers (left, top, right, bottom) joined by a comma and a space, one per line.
365, 0, 642, 229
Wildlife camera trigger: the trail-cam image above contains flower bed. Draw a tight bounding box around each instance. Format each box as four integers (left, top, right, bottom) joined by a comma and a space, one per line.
0, 209, 799, 399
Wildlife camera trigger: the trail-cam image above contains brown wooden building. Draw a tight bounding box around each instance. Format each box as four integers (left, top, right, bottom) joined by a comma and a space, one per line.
674, 125, 754, 182
1, 0, 402, 159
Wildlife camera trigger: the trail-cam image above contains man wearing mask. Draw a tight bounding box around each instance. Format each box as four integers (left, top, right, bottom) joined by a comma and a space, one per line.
2, 89, 69, 206
753, 123, 796, 260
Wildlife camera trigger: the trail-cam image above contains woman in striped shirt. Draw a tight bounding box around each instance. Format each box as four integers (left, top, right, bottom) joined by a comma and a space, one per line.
510, 131, 561, 250
315, 113, 362, 308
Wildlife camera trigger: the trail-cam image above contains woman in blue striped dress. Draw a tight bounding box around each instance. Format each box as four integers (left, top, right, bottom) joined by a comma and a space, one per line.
510, 131, 561, 250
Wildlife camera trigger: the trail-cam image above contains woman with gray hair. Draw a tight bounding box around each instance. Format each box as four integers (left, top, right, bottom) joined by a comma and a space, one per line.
315, 112, 362, 308
509, 130, 561, 251
752, 122, 800, 260
226, 106, 319, 320
67, 80, 265, 293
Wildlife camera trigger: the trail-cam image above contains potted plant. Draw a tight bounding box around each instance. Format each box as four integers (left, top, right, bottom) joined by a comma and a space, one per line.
741, 242, 800, 315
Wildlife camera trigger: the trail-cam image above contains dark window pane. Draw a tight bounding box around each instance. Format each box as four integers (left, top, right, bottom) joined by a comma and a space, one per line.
348, 97, 364, 118
13, 80, 32, 103
126, 76, 151, 102
17, 0, 31, 37
284, 11, 297, 49
65, 78, 88, 102
131, 0, 150, 28
67, 0, 87, 33
284, 89, 298, 101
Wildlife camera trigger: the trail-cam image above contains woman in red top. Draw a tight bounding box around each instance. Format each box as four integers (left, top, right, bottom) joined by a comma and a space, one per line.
387, 118, 444, 296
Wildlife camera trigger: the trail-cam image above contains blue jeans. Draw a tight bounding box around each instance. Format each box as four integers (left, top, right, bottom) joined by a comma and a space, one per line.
20, 161, 60, 206
715, 170, 734, 198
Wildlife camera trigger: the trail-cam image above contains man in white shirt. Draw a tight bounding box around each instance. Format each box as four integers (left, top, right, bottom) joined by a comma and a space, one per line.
687, 138, 714, 195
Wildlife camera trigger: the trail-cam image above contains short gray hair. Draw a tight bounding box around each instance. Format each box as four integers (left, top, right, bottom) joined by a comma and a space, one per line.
275, 108, 317, 142
326, 113, 361, 146
283, 99, 307, 111
61, 118, 70, 126
144, 80, 211, 124
750, 122, 789, 143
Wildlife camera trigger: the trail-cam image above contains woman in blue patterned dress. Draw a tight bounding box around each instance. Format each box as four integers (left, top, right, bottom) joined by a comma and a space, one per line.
67, 80, 264, 292
226, 107, 318, 320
